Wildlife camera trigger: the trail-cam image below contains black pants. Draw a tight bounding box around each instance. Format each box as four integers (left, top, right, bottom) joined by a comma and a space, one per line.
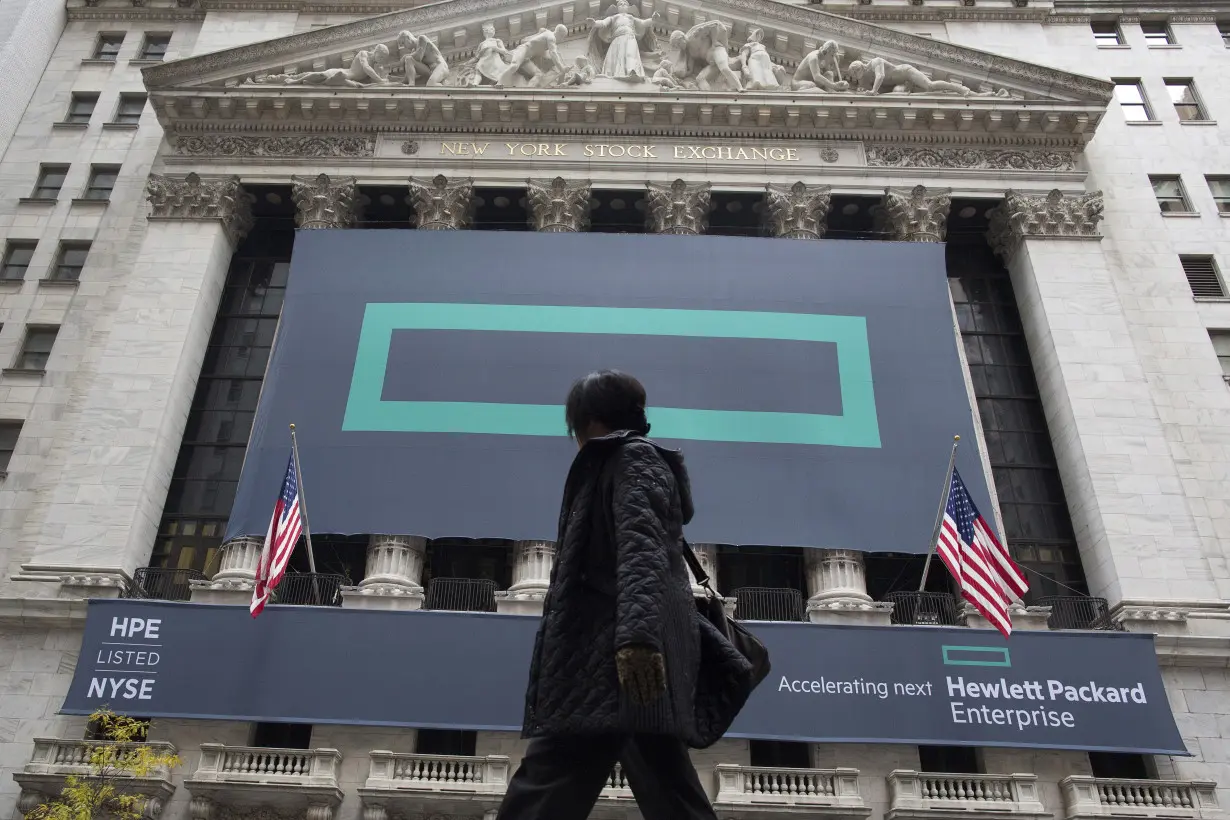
495, 734, 718, 820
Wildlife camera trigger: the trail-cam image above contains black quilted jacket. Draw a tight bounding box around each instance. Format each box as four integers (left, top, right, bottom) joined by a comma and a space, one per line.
521, 430, 705, 743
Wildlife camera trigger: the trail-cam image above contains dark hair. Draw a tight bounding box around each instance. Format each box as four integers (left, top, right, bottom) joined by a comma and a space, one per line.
564, 370, 651, 438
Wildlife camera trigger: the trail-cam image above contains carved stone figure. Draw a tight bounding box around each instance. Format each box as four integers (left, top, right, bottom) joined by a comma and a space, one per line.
453, 22, 512, 86
764, 182, 832, 239
646, 179, 711, 235
847, 56, 972, 96
254, 44, 392, 87
792, 41, 849, 92
559, 56, 596, 86
678, 20, 742, 91
737, 28, 785, 90
396, 31, 448, 86
497, 24, 569, 87
409, 174, 474, 230
586, 0, 659, 82
651, 59, 681, 88
527, 177, 592, 232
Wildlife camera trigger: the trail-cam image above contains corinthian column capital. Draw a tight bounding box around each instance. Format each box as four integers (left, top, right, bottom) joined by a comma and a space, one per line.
986, 189, 1105, 261
527, 177, 592, 232
764, 182, 832, 239
291, 173, 360, 229
874, 184, 952, 243
646, 179, 711, 235
409, 174, 474, 230
145, 173, 252, 244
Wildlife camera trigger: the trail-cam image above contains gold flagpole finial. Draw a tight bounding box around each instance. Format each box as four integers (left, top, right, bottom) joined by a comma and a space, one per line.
953, 434, 960, 442
289, 423, 296, 431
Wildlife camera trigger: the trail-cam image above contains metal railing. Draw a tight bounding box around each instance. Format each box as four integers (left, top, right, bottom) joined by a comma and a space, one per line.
128, 567, 206, 602
1036, 595, 1120, 630
271, 573, 345, 607
884, 591, 960, 626
424, 577, 497, 612
731, 587, 806, 622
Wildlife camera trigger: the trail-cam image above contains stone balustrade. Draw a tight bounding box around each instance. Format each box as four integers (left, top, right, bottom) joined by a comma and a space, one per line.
715, 764, 868, 816
15, 738, 178, 819
888, 770, 1047, 820
360, 752, 511, 820
185, 744, 343, 820
602, 763, 633, 799
1061, 776, 1221, 820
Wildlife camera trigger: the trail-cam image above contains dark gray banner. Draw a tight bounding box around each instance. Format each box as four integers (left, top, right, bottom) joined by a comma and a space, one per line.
65, 600, 1186, 754
224, 230, 991, 549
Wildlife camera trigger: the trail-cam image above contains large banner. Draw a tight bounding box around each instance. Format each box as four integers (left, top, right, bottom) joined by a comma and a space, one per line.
225, 231, 988, 549
66, 601, 1186, 754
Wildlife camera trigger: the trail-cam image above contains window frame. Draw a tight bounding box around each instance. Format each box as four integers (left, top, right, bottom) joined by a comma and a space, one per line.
1090, 20, 1124, 45
113, 94, 147, 125
138, 33, 171, 60
1220, 20, 1230, 47
1209, 332, 1230, 381
1, 241, 37, 282
1140, 20, 1175, 45
82, 165, 120, 201
15, 325, 59, 372
92, 32, 125, 61
51, 242, 91, 282
0, 420, 22, 474
64, 93, 99, 125
1180, 255, 1226, 298
1208, 177, 1230, 215
31, 165, 69, 201
1112, 80, 1154, 122
1164, 79, 1209, 122
1149, 175, 1194, 214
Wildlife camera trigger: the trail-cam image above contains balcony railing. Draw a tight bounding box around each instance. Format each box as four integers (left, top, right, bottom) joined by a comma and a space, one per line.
603, 764, 633, 799
888, 770, 1046, 820
364, 751, 510, 793
424, 577, 497, 612
1061, 776, 1221, 820
272, 573, 345, 607
715, 764, 866, 811
15, 738, 178, 819
185, 744, 344, 820
732, 587, 806, 621
884, 592, 960, 626
128, 567, 206, 602
1036, 596, 1120, 630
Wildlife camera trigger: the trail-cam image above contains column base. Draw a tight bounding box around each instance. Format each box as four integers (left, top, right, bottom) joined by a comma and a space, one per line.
341, 584, 424, 611
959, 602, 1052, 631
495, 590, 547, 616
13, 565, 132, 600
807, 598, 894, 626
189, 577, 255, 606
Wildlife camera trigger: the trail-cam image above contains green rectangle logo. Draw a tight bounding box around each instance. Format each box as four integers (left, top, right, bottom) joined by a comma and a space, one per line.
942, 645, 1012, 667
342, 303, 881, 447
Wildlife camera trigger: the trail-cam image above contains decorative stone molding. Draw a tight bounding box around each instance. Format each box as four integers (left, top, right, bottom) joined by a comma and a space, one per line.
764, 182, 832, 239
874, 185, 951, 242
986, 189, 1104, 260
174, 135, 375, 158
146, 173, 253, 242
715, 764, 867, 812
409, 174, 474, 230
291, 174, 360, 229
496, 541, 556, 616
959, 601, 1053, 631
888, 770, 1046, 820
804, 549, 893, 626
646, 179, 711, 235
185, 744, 343, 820
342, 535, 426, 611
1060, 776, 1220, 820
526, 177, 591, 233
866, 146, 1079, 172
15, 739, 178, 820
190, 536, 261, 605
360, 752, 509, 819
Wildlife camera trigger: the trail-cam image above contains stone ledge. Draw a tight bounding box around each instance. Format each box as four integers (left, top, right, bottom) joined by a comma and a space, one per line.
0, 597, 90, 628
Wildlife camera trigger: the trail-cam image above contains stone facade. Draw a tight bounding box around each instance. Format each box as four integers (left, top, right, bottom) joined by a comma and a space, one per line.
1, 2, 1230, 820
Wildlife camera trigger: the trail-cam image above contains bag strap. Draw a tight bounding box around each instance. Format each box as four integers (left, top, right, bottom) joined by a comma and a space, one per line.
681, 537, 721, 600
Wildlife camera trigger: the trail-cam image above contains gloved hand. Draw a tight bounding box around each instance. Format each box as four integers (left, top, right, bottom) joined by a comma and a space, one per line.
616, 645, 666, 705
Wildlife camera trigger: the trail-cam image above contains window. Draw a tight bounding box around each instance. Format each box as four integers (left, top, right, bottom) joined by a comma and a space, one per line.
139, 33, 170, 60
1207, 177, 1230, 214
16, 327, 58, 371
415, 729, 476, 756
64, 93, 98, 124
1, 242, 36, 281
1182, 256, 1225, 297
93, 33, 124, 60
1150, 176, 1193, 213
52, 242, 90, 281
0, 421, 21, 474
1089, 753, 1152, 779
114, 93, 146, 125
1220, 21, 1230, 47
1141, 20, 1174, 44
251, 723, 311, 750
750, 741, 811, 768
919, 746, 981, 774
1210, 332, 1230, 379
83, 166, 119, 201
31, 165, 68, 200
1113, 81, 1152, 121
1091, 21, 1123, 44
1166, 80, 1207, 121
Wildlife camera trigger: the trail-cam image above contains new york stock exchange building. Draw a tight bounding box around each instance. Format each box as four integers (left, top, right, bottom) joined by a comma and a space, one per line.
3, 0, 1230, 817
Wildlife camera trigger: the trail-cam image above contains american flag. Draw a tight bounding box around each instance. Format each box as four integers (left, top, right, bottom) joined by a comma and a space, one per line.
937, 468, 1029, 638
250, 452, 303, 617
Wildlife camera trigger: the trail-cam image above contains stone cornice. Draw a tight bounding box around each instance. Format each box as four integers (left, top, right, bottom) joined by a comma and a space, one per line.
68, 6, 204, 20
138, 0, 1113, 103
0, 597, 91, 629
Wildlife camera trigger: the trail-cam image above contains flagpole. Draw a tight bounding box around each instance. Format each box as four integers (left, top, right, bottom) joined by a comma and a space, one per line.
289, 423, 321, 605
918, 435, 960, 593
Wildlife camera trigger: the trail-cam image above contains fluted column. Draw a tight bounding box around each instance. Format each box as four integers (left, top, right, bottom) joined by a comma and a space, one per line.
291, 174, 360, 229
804, 548, 892, 625
527, 177, 592, 232
646, 179, 710, 235
874, 185, 952, 242
409, 174, 475, 230
764, 182, 832, 239
496, 540, 556, 616
189, 536, 263, 604
342, 535, 427, 611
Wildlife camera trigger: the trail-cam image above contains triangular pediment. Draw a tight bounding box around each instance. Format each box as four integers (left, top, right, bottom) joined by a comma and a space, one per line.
142, 0, 1112, 144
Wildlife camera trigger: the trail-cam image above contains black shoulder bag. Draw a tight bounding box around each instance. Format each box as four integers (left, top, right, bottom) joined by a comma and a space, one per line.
680, 539, 771, 690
